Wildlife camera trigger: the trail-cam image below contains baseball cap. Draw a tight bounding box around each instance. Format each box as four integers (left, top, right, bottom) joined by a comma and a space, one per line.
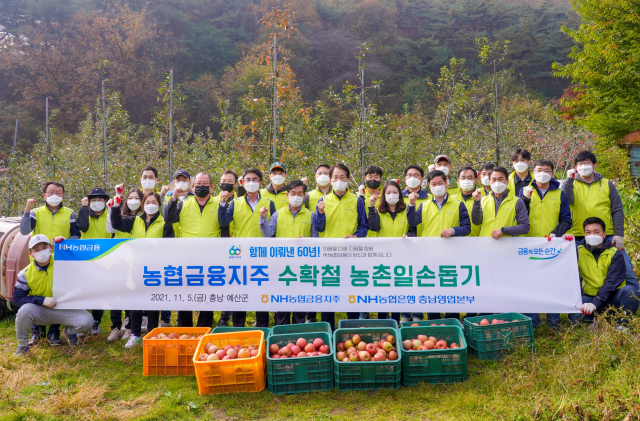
434, 155, 450, 164
269, 161, 287, 172
174, 169, 191, 179
29, 234, 50, 250
87, 187, 109, 200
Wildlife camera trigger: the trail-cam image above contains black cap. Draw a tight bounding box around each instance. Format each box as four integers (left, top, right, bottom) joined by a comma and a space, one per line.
87, 187, 109, 200
174, 169, 191, 179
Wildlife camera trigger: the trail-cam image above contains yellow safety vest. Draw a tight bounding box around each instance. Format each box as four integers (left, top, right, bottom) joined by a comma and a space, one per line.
455, 194, 481, 237
528, 188, 561, 237
232, 195, 272, 237
403, 191, 429, 234
33, 205, 73, 239
81, 211, 111, 239
275, 206, 313, 238
578, 245, 624, 296
24, 260, 54, 297
508, 171, 533, 195
376, 210, 409, 237
131, 214, 166, 238
479, 191, 519, 237
569, 178, 614, 236
178, 196, 221, 238
307, 187, 331, 212
260, 187, 288, 210
419, 196, 463, 237
322, 192, 359, 238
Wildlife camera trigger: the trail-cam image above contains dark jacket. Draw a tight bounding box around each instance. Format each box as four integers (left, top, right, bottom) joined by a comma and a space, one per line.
577, 238, 626, 309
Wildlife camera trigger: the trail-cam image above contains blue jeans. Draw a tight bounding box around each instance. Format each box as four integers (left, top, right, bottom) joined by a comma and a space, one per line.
568, 285, 640, 325
524, 313, 560, 329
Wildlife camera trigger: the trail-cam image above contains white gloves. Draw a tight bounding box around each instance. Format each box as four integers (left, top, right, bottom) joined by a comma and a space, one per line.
428, 164, 435, 172
358, 185, 365, 196
43, 297, 57, 308
612, 236, 624, 250
522, 186, 533, 199
567, 169, 576, 179
581, 303, 596, 315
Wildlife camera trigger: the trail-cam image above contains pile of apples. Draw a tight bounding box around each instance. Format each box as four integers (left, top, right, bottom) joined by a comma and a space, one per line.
335, 334, 399, 362
269, 337, 330, 359
410, 323, 447, 327
148, 332, 204, 340
472, 318, 519, 326
197, 342, 260, 361
402, 334, 460, 350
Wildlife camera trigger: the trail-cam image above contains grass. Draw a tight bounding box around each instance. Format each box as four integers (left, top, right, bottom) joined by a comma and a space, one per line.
1, 311, 640, 420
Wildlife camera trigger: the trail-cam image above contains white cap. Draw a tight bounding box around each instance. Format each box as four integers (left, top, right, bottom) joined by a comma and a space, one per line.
29, 234, 51, 250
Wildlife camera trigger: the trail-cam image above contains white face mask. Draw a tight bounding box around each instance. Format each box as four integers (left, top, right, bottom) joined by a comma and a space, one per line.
32, 248, 51, 264
430, 185, 447, 198
585, 235, 604, 246
577, 164, 594, 177
316, 174, 330, 187
534, 172, 552, 184
141, 179, 156, 190
406, 177, 421, 189
46, 195, 62, 207
491, 182, 507, 194
435, 166, 450, 176
144, 204, 159, 215
288, 196, 303, 207
385, 193, 399, 205
332, 180, 348, 192
175, 181, 189, 191
90, 201, 106, 212
127, 199, 141, 210
459, 179, 475, 192
481, 175, 491, 186
271, 175, 286, 186
244, 181, 260, 193
513, 162, 529, 173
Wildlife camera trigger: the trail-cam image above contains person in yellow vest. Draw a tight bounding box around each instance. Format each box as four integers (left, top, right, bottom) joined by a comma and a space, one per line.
432, 155, 460, 198
219, 168, 277, 328
77, 187, 112, 336
508, 148, 533, 195
452, 166, 482, 237
140, 166, 159, 195
479, 162, 495, 196
407, 170, 471, 323
562, 150, 638, 291
518, 160, 571, 329
165, 172, 222, 328
259, 180, 318, 326
20, 181, 80, 347
216, 169, 239, 327
305, 163, 332, 213
260, 161, 289, 210
567, 217, 639, 327
111, 191, 174, 347
471, 166, 530, 238
358, 165, 383, 234
12, 234, 94, 355
314, 163, 368, 327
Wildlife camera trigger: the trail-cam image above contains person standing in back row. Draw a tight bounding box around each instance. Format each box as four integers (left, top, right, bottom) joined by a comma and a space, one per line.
261, 162, 289, 210
508, 149, 533, 195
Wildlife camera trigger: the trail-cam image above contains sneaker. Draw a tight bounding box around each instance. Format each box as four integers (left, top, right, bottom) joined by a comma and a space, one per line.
217, 318, 229, 327
107, 328, 122, 342
160, 320, 172, 328
47, 332, 62, 347
64, 327, 79, 346
141, 316, 148, 333
90, 321, 101, 336
251, 320, 257, 327
14, 345, 30, 356
28, 330, 45, 346
121, 329, 132, 341
124, 335, 141, 348
400, 317, 411, 323
616, 325, 629, 334
412, 317, 423, 322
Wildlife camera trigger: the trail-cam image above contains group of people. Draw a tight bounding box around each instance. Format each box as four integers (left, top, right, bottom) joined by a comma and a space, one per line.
12, 149, 639, 356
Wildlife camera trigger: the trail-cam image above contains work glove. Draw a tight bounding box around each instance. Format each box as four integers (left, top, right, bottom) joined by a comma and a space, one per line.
428, 164, 435, 172
581, 303, 596, 315
358, 185, 365, 196
115, 183, 125, 195
522, 186, 533, 199
567, 169, 576, 179
612, 236, 624, 250
562, 234, 574, 241
547, 233, 556, 241
107, 199, 114, 208
43, 297, 57, 308
53, 236, 65, 243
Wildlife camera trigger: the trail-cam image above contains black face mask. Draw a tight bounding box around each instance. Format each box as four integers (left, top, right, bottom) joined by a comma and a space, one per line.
220, 183, 234, 192
194, 186, 210, 198
366, 180, 381, 189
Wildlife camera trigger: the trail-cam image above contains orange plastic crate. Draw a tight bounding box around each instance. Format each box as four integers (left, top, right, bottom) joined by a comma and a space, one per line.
192, 331, 266, 395
143, 327, 211, 376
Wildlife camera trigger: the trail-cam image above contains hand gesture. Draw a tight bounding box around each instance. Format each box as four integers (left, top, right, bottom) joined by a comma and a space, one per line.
317, 201, 325, 214
567, 169, 576, 179
522, 186, 533, 199
369, 193, 379, 207
219, 190, 231, 203
491, 228, 504, 239
301, 177, 308, 186
358, 185, 365, 196
115, 183, 125, 195
114, 195, 123, 206
81, 197, 89, 207
160, 185, 170, 196
408, 192, 417, 206
472, 189, 482, 202
107, 199, 114, 208
25, 198, 36, 212
562, 234, 574, 241
612, 235, 624, 250
546, 233, 556, 241
344, 235, 357, 239
53, 236, 65, 243
259, 206, 268, 218
581, 302, 596, 315
440, 228, 454, 238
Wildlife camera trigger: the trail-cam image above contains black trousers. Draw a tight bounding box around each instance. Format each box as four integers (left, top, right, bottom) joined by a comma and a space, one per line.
33, 324, 60, 337
377, 312, 401, 322
231, 311, 270, 327
321, 312, 335, 330
427, 312, 461, 320
274, 312, 307, 325
346, 312, 359, 320
176, 311, 215, 328
131, 310, 159, 337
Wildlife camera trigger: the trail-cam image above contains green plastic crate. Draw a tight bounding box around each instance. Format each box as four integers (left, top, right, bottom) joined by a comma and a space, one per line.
400, 318, 464, 330
212, 326, 271, 341
271, 322, 332, 338
337, 319, 398, 329
266, 331, 333, 395
399, 326, 467, 385
463, 313, 534, 360
333, 327, 402, 391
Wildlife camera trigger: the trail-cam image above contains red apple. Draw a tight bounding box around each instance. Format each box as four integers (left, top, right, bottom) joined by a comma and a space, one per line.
417, 334, 428, 342
435, 340, 447, 349
337, 342, 345, 351
424, 340, 435, 349
356, 341, 367, 351
270, 344, 279, 354
238, 348, 251, 359
411, 323, 419, 327
313, 338, 324, 348
344, 340, 354, 349
204, 343, 214, 353
365, 343, 377, 356
402, 340, 412, 350
491, 319, 499, 325
358, 351, 371, 361
291, 345, 302, 355
215, 349, 226, 359
480, 319, 490, 326
271, 354, 280, 359
222, 355, 233, 360
248, 344, 258, 352
224, 345, 233, 352
450, 343, 459, 349
226, 348, 238, 359
304, 343, 316, 353
418, 346, 427, 350
207, 345, 219, 355
412, 340, 422, 350
349, 352, 358, 361
382, 342, 393, 352
336, 351, 346, 360
280, 347, 292, 357
388, 351, 398, 360
428, 336, 437, 343
430, 323, 437, 326
297, 352, 307, 358
342, 357, 350, 362
347, 347, 356, 354
373, 352, 385, 361
250, 349, 259, 357
352, 334, 361, 345
319, 344, 330, 354
296, 338, 307, 349
386, 334, 396, 345
198, 353, 209, 361
309, 352, 319, 357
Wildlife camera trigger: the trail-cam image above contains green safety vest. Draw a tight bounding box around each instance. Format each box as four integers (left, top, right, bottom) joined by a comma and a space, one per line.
81, 211, 111, 239
322, 192, 359, 238
178, 196, 221, 238
131, 214, 166, 238
419, 195, 462, 237
232, 195, 272, 237
578, 245, 624, 296
24, 260, 54, 298
33, 205, 73, 239
479, 191, 519, 237
260, 187, 288, 211
569, 178, 614, 236
528, 188, 561, 237
508, 170, 533, 195
376, 210, 409, 237
362, 189, 381, 238
275, 206, 312, 238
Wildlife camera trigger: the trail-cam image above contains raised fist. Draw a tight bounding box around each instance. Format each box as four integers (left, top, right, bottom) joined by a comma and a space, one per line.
107, 199, 114, 208
259, 206, 268, 218
472, 189, 482, 202
25, 198, 36, 212
369, 193, 379, 207
408, 192, 417, 206
301, 177, 308, 185
567, 169, 576, 179
81, 197, 89, 207
522, 186, 533, 199
115, 183, 125, 195
317, 200, 325, 214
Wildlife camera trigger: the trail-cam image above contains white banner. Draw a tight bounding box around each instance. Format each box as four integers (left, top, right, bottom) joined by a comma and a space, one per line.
52, 237, 582, 313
